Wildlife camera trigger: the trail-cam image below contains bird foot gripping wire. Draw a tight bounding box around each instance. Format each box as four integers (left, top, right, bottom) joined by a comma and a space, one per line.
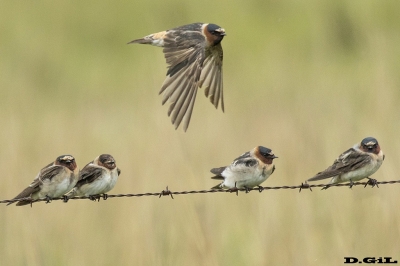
365, 177, 379, 188
299, 182, 312, 192
89, 195, 101, 202
63, 195, 69, 203
348, 180, 355, 189
258, 186, 264, 193
45, 195, 53, 204
321, 184, 331, 190
159, 186, 174, 199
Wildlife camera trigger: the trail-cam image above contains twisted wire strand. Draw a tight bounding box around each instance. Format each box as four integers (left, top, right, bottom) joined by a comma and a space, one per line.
1, 180, 399, 205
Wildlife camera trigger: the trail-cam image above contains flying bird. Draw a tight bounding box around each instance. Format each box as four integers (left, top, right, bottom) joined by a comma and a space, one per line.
66, 154, 120, 200
8, 155, 79, 206
308, 137, 384, 188
128, 22, 226, 131
211, 146, 278, 192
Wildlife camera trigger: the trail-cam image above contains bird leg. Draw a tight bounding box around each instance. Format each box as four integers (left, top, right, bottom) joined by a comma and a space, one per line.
258, 185, 264, 193
348, 179, 354, 189
103, 194, 108, 200
244, 186, 251, 193
63, 195, 69, 203
89, 195, 101, 202
321, 184, 331, 190
45, 195, 52, 204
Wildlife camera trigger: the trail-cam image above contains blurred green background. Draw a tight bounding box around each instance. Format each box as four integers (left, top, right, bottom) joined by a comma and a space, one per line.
1, 0, 399, 265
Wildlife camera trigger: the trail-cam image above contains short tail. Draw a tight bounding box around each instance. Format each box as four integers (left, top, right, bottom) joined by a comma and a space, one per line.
127, 38, 153, 45
15, 200, 33, 206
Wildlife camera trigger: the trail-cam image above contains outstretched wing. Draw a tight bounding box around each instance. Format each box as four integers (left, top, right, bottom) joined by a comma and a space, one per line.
159, 26, 206, 131
309, 148, 372, 181
199, 43, 224, 111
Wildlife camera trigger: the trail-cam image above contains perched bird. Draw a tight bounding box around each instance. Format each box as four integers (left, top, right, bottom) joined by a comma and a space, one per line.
128, 23, 226, 131
66, 154, 120, 200
211, 146, 278, 192
308, 137, 384, 188
8, 155, 79, 206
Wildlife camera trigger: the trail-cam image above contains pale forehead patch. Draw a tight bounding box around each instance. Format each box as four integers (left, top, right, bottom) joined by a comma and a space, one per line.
61, 155, 74, 161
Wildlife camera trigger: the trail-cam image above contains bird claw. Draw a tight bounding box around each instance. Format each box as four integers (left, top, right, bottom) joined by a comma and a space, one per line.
45, 195, 52, 204
349, 180, 354, 189
365, 177, 379, 188
244, 187, 251, 193
103, 194, 108, 200
63, 195, 69, 203
321, 185, 331, 190
89, 195, 101, 202
299, 182, 312, 193
258, 186, 264, 193
159, 186, 174, 199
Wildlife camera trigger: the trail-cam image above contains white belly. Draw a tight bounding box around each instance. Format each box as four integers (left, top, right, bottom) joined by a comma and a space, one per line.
330, 157, 383, 184
77, 171, 119, 196
222, 167, 271, 189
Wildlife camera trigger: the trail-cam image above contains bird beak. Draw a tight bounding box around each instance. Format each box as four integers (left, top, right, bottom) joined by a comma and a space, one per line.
272, 155, 278, 159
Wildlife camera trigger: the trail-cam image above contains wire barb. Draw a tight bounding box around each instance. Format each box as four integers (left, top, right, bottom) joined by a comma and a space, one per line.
299, 182, 312, 193
159, 186, 174, 199
1, 179, 399, 205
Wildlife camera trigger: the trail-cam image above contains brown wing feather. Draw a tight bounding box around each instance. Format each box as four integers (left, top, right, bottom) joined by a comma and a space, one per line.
7, 173, 44, 206
75, 165, 104, 187
308, 148, 372, 181
7, 186, 40, 206
200, 43, 224, 111
8, 165, 64, 206
159, 30, 206, 131
39, 166, 64, 181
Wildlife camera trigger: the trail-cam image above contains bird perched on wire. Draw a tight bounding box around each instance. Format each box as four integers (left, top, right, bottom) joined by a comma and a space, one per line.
210, 146, 278, 192
128, 22, 226, 131
65, 154, 120, 201
8, 155, 79, 206
308, 137, 384, 189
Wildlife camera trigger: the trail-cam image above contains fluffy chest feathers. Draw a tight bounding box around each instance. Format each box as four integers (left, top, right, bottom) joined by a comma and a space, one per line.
78, 168, 119, 196
222, 162, 275, 188
37, 168, 77, 198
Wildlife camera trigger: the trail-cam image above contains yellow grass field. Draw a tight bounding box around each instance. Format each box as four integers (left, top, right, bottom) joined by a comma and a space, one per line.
1, 0, 399, 265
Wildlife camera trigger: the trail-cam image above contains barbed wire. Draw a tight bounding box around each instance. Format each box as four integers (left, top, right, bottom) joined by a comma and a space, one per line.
1, 179, 400, 206
1, 180, 399, 204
